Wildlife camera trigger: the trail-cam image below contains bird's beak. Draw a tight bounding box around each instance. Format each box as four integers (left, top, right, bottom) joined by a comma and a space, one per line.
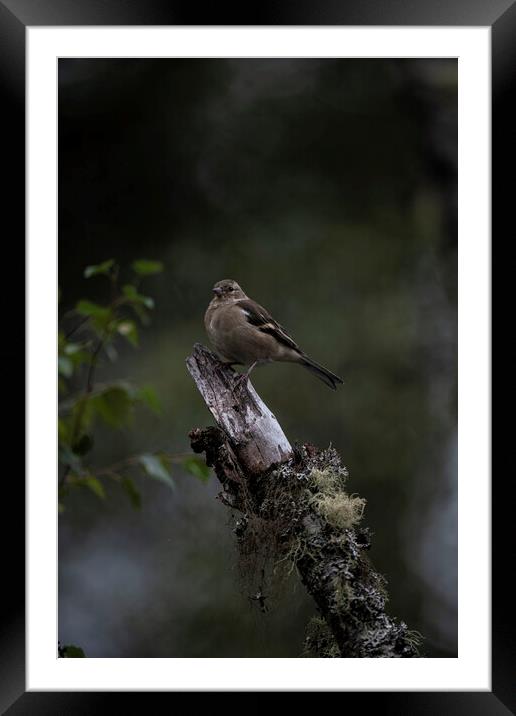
212, 287, 223, 296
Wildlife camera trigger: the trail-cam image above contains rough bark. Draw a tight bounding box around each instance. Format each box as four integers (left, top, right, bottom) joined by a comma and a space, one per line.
186, 344, 420, 658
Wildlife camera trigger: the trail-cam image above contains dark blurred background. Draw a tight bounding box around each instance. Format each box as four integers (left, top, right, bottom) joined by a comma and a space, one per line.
58, 58, 457, 657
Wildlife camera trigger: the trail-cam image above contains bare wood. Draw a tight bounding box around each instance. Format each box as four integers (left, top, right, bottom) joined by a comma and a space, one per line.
186, 343, 293, 475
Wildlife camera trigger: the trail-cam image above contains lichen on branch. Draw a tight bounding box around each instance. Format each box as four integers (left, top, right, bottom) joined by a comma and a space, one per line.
189, 421, 421, 658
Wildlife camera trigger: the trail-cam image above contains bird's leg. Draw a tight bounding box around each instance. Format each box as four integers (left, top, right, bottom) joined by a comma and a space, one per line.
245, 360, 259, 379
234, 360, 259, 387
233, 359, 274, 389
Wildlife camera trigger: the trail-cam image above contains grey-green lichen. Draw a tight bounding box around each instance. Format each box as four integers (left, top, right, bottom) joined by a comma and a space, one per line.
192, 429, 422, 658
302, 616, 341, 658
308, 467, 366, 530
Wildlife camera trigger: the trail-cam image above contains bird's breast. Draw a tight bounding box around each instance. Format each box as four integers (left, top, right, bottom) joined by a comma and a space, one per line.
204, 305, 235, 362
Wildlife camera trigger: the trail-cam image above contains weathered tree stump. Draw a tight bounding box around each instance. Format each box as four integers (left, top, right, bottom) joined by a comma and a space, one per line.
186, 343, 421, 658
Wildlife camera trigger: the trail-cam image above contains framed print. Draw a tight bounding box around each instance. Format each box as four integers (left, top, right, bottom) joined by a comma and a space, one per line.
3, 0, 507, 711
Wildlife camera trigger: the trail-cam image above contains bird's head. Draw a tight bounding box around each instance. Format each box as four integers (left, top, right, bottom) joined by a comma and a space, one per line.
211, 279, 247, 302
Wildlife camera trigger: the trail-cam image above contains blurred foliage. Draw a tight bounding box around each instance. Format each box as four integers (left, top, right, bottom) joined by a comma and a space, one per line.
58, 259, 210, 513
58, 643, 86, 658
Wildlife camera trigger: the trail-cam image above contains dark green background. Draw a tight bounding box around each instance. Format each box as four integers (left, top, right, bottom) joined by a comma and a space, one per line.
58, 58, 457, 657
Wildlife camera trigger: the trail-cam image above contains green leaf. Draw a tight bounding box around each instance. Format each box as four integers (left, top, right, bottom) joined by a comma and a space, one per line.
82, 476, 106, 500
58, 418, 69, 444
76, 300, 110, 319
84, 259, 115, 278
122, 285, 155, 309
137, 385, 161, 414
72, 434, 94, 456
64, 342, 81, 355
92, 386, 133, 428
96, 380, 137, 398
122, 284, 139, 300
131, 259, 163, 276
58, 355, 73, 378
120, 475, 142, 509
76, 300, 113, 333
117, 320, 139, 347
64, 343, 91, 367
71, 395, 96, 432
60, 644, 85, 658
70, 350, 91, 367
138, 454, 174, 489
182, 456, 211, 482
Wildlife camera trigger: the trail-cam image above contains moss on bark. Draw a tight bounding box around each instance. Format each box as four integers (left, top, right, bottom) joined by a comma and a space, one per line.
190, 427, 421, 658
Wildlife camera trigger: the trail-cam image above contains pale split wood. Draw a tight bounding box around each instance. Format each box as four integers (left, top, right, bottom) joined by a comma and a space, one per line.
186, 343, 293, 475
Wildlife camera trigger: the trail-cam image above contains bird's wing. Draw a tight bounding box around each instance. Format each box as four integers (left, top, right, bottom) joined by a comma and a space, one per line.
236, 299, 300, 352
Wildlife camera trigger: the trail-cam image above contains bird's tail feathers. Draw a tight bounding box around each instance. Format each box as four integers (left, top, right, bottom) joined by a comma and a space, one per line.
299, 355, 344, 390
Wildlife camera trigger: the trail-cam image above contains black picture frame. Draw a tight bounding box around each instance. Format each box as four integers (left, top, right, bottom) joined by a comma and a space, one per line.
5, 0, 505, 711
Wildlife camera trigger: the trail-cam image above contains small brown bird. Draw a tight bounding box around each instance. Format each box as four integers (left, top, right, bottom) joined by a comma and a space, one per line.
204, 279, 343, 390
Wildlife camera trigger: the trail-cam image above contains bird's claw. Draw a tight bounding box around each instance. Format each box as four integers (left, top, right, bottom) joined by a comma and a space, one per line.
233, 372, 250, 389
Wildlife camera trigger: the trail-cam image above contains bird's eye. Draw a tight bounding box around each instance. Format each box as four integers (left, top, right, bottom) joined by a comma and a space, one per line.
228, 287, 234, 292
